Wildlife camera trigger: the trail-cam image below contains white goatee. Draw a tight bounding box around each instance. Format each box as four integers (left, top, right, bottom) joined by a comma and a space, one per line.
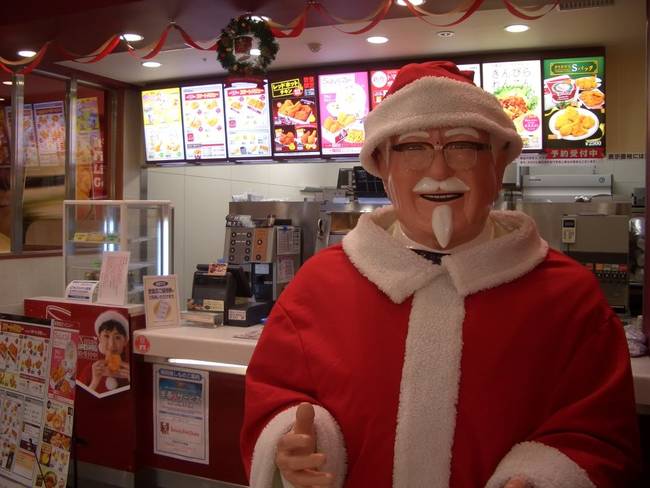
432, 205, 453, 248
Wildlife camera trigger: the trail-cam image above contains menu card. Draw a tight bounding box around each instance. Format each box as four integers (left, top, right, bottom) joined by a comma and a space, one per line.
181, 84, 226, 160
142, 88, 185, 162
271, 75, 320, 157
483, 60, 542, 150
34, 102, 66, 166
543, 56, 605, 159
5, 106, 39, 166
224, 80, 272, 159
318, 72, 369, 156
0, 313, 78, 488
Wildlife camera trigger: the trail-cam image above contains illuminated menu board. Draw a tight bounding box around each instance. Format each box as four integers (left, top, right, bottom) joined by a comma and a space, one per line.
142, 88, 185, 162
271, 76, 320, 157
224, 80, 272, 159
483, 60, 542, 150
181, 84, 227, 160
318, 72, 369, 156
458, 63, 481, 87
543, 56, 605, 158
370, 69, 398, 109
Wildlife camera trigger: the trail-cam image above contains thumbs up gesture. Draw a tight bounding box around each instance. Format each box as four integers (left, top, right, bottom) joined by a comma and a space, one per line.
275, 403, 334, 487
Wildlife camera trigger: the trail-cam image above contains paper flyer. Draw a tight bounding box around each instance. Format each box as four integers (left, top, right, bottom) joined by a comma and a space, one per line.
97, 251, 130, 306
33, 102, 66, 166
0, 313, 78, 488
75, 97, 104, 200
153, 365, 209, 464
143, 275, 181, 329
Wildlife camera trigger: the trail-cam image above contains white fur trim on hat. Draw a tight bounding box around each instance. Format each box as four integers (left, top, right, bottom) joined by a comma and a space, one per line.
360, 76, 523, 177
94, 310, 129, 336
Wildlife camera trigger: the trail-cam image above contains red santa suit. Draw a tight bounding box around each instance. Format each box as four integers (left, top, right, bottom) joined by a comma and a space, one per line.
241, 207, 640, 488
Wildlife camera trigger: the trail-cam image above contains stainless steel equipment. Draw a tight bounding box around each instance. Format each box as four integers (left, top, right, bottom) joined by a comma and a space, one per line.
516, 198, 632, 313
315, 200, 389, 253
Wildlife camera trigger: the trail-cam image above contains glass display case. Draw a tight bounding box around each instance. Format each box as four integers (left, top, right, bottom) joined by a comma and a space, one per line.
63, 200, 173, 304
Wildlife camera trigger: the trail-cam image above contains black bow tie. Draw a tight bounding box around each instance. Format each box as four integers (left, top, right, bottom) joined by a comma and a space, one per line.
410, 248, 449, 265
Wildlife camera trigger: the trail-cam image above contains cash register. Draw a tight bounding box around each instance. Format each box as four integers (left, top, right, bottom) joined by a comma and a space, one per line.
187, 264, 272, 326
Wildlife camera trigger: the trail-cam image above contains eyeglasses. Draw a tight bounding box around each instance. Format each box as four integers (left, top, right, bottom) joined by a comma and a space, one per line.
390, 140, 492, 172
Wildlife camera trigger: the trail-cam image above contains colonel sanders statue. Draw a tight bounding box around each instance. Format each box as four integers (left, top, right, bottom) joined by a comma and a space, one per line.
241, 61, 640, 488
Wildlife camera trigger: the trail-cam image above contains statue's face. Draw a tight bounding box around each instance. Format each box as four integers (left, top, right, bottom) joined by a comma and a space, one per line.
376, 127, 506, 249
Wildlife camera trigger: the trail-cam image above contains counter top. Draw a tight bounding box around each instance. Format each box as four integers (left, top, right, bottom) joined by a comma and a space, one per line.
133, 325, 650, 411
133, 325, 263, 375
631, 356, 650, 413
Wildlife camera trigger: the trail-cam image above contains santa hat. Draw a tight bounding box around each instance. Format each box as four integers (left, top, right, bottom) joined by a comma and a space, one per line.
94, 310, 129, 336
360, 61, 523, 177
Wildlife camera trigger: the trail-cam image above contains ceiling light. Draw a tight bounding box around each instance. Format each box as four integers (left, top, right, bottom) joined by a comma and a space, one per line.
2, 81, 12, 86
367, 36, 389, 44
396, 0, 425, 5
17, 50, 37, 58
437, 31, 455, 38
121, 33, 144, 42
505, 24, 530, 33
141, 61, 161, 68
250, 48, 261, 56
0, 98, 4, 102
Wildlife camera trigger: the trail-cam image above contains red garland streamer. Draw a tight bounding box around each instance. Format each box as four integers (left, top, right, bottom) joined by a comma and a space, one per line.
314, 0, 393, 35
502, 0, 560, 20
0, 1, 560, 74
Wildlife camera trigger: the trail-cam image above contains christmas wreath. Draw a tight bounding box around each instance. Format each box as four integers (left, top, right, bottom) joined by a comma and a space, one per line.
217, 16, 279, 75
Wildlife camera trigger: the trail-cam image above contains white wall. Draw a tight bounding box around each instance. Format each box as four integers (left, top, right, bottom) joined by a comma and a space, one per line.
147, 162, 355, 301
0, 256, 63, 313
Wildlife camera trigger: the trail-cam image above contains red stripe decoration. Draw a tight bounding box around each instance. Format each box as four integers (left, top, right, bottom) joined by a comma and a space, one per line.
502, 0, 559, 20
174, 25, 218, 50
403, 0, 485, 28
56, 36, 121, 63
269, 7, 309, 38
315, 0, 393, 35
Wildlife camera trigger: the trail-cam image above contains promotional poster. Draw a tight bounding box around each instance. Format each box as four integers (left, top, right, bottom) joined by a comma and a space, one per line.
318, 72, 369, 156
543, 56, 606, 158
483, 60, 543, 150
271, 75, 320, 157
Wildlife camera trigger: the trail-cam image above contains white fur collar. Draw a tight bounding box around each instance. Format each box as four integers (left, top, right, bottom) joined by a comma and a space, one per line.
342, 207, 548, 301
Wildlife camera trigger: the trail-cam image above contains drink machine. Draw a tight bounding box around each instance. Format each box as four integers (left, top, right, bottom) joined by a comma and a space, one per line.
224, 214, 302, 301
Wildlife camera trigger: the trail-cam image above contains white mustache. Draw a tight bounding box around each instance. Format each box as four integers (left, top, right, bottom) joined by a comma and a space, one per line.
413, 177, 470, 194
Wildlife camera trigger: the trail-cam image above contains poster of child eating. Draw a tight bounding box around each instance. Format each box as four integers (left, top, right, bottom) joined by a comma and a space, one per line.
75, 310, 130, 398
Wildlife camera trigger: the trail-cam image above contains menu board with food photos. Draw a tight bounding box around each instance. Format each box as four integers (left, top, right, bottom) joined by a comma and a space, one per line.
142, 88, 185, 162
34, 102, 66, 166
318, 72, 369, 156
458, 63, 482, 87
543, 56, 605, 158
483, 60, 542, 150
0, 313, 79, 488
224, 80, 272, 159
5, 106, 39, 166
370, 69, 399, 109
271, 76, 320, 157
181, 84, 227, 160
